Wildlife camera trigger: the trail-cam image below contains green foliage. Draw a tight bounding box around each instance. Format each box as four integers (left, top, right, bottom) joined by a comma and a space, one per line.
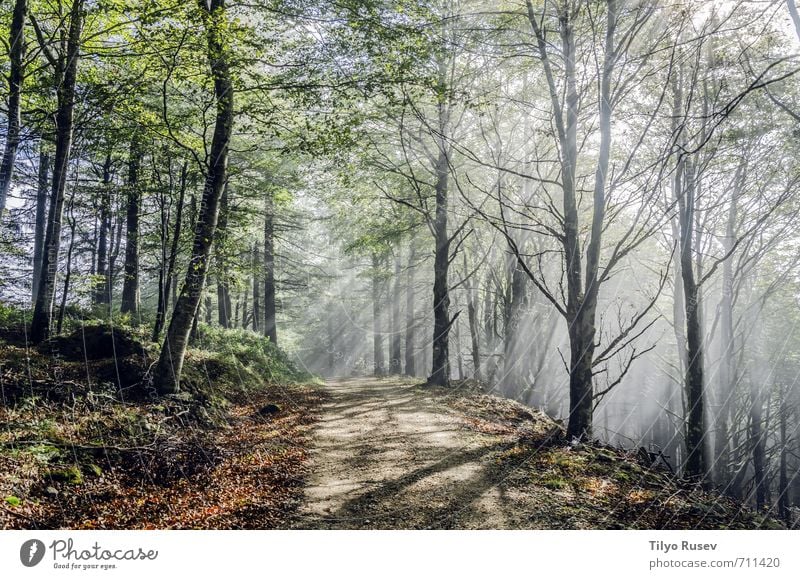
192, 324, 315, 388
27, 444, 62, 464
541, 475, 568, 490
4, 495, 21, 507
0, 302, 27, 328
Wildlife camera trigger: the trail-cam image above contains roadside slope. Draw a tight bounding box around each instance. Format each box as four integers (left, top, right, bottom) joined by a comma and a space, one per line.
0, 323, 320, 529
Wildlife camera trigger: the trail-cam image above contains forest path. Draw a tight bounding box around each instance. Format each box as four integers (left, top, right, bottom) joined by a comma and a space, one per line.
292, 377, 524, 529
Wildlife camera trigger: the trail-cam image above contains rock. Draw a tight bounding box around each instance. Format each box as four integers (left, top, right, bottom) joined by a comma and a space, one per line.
45, 486, 59, 496
83, 463, 103, 477
258, 403, 281, 417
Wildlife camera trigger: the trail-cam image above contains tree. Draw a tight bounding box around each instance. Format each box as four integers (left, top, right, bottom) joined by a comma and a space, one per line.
31, 148, 49, 300
30, 0, 85, 343
666, 7, 799, 481
364, 0, 479, 387
121, 135, 143, 314
0, 0, 27, 218
152, 0, 234, 394
263, 188, 277, 343
488, 0, 667, 439
91, 153, 113, 308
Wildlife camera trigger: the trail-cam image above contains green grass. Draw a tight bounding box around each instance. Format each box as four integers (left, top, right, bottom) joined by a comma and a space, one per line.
191, 325, 315, 388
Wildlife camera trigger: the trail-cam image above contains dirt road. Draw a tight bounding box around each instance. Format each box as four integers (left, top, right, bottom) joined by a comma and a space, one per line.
293, 377, 524, 529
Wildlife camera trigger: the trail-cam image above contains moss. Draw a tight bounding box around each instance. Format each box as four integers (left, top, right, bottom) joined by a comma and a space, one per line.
613, 470, 632, 483
593, 448, 618, 462
552, 452, 587, 470
47, 465, 84, 485
542, 475, 569, 490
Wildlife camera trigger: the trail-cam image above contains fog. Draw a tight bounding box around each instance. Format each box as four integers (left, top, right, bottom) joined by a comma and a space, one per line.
1, 0, 799, 522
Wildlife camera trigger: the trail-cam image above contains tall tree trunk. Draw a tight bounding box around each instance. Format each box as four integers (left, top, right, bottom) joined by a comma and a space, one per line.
0, 0, 27, 218
669, 48, 708, 481
715, 163, 743, 485
525, 0, 616, 439
668, 68, 689, 470
778, 396, 790, 521
572, 0, 615, 440
422, 329, 431, 380
152, 0, 234, 394
502, 257, 526, 394
156, 161, 171, 328
153, 159, 173, 342
429, 134, 451, 386
372, 253, 385, 377
545, 0, 585, 431
679, 156, 707, 481
155, 262, 167, 336
390, 250, 402, 374
560, 2, 611, 440
89, 218, 98, 278
404, 242, 416, 376
463, 253, 482, 382
750, 381, 768, 510
93, 154, 113, 307
670, 212, 688, 443
671, 218, 688, 379
217, 278, 231, 328
30, 0, 84, 343
177, 190, 195, 312
108, 202, 124, 301
56, 198, 77, 335
121, 137, 142, 314
488, 286, 502, 386
252, 243, 260, 332
481, 268, 494, 383
241, 268, 249, 328
327, 315, 336, 374
427, 49, 454, 387
263, 189, 277, 343
188, 298, 199, 343
153, 161, 186, 341
32, 149, 49, 301
454, 303, 464, 381
216, 185, 231, 328
204, 294, 213, 325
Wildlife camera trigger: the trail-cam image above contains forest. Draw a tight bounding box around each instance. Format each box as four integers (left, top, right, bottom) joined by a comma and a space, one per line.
1, 0, 800, 530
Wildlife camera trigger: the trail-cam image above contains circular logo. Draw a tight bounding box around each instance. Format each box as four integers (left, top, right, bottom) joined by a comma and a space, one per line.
20, 539, 46, 567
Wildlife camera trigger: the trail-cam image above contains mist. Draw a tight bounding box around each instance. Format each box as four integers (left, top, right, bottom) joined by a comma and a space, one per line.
1, 0, 799, 528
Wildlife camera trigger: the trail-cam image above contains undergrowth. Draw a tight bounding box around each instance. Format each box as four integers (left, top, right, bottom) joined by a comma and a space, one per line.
0, 309, 321, 529
445, 390, 785, 530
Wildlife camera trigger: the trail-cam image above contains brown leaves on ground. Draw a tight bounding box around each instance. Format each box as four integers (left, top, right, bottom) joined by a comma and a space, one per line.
0, 340, 323, 530
1, 323, 322, 530
444, 389, 564, 441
